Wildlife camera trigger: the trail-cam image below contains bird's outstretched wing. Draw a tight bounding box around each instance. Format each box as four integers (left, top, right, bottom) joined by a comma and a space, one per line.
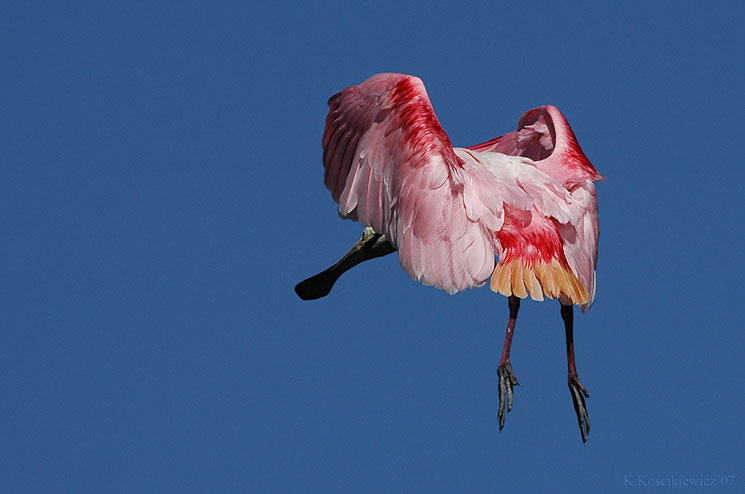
468, 106, 605, 311
322, 73, 527, 294
467, 105, 604, 187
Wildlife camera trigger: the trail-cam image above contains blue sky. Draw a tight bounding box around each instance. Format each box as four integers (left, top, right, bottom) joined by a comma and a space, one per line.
2, 1, 744, 492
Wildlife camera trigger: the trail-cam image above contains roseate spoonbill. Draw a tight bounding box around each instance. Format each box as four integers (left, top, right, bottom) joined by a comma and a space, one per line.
295, 73, 605, 442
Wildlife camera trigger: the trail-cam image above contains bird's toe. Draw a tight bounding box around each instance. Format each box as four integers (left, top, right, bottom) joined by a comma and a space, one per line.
568, 373, 590, 443
497, 362, 520, 431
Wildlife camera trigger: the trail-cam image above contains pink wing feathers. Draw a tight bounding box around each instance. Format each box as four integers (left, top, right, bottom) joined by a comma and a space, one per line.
468, 105, 604, 186
323, 73, 511, 293
321, 73, 604, 308
469, 106, 605, 311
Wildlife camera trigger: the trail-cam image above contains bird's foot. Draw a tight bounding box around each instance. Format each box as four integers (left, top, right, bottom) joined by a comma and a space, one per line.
497, 361, 521, 431
568, 373, 591, 443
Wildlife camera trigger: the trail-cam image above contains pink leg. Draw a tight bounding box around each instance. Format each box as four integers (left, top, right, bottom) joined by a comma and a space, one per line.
561, 303, 591, 442
497, 296, 521, 431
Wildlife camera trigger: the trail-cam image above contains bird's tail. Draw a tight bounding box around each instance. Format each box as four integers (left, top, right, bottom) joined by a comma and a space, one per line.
490, 258, 589, 306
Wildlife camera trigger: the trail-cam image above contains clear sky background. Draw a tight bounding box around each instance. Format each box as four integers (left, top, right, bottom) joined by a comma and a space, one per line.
2, 1, 744, 492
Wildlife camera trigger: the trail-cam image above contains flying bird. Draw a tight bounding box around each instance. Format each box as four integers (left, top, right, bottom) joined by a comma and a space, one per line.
295, 73, 605, 442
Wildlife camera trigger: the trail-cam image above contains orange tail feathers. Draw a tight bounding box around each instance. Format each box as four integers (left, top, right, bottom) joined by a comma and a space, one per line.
490, 259, 589, 305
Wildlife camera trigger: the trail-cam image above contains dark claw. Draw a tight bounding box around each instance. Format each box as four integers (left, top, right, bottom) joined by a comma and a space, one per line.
497, 362, 521, 431
568, 373, 591, 443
